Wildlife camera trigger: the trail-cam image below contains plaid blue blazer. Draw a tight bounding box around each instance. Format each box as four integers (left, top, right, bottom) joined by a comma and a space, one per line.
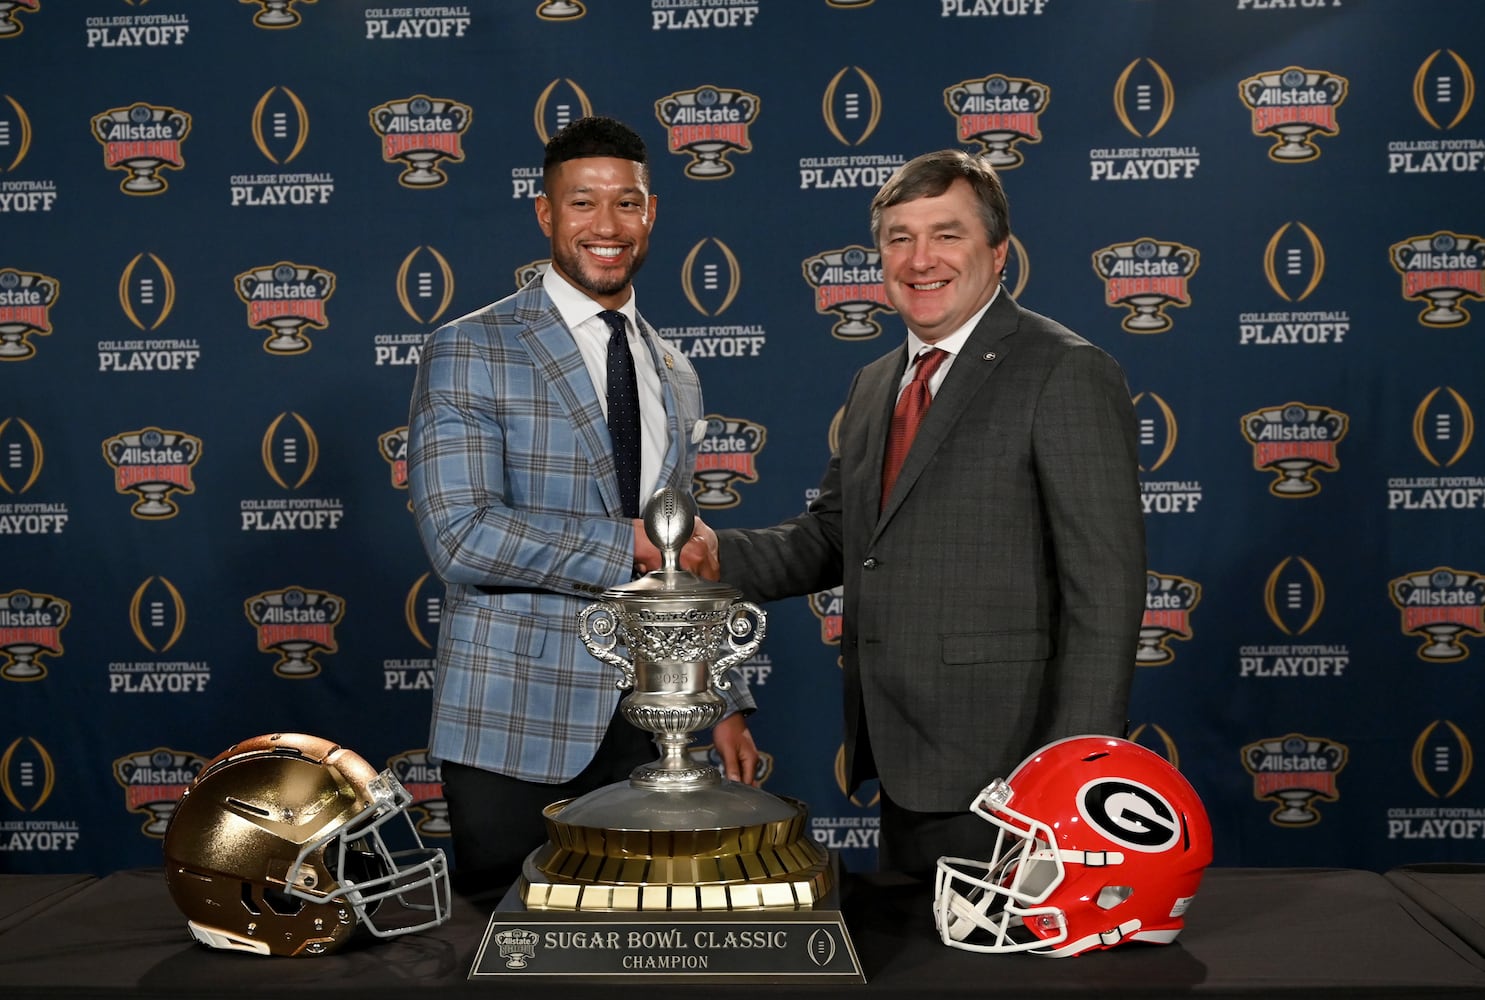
408, 279, 754, 783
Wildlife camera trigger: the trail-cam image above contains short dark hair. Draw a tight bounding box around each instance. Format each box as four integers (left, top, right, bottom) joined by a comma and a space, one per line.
542, 116, 649, 190
869, 149, 1010, 248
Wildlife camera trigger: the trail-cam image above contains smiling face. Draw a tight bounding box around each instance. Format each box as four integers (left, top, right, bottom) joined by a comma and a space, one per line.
535, 156, 656, 309
877, 178, 1008, 343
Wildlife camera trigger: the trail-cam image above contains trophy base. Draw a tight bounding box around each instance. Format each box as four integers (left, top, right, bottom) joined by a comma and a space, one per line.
469, 852, 864, 983
519, 784, 832, 911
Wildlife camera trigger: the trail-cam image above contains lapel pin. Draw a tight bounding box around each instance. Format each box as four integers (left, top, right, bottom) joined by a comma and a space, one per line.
983, 351, 997, 361
664, 354, 674, 369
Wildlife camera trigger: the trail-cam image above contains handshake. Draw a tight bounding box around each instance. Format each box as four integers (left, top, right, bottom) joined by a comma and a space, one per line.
633, 516, 719, 579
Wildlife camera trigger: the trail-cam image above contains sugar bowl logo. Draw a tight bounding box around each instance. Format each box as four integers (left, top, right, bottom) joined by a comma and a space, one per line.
809, 586, 844, 646
1238, 66, 1348, 162
514, 259, 546, 288
241, 0, 316, 29
387, 749, 449, 837
1389, 231, 1484, 328
0, 589, 69, 681
536, 1, 585, 20
1414, 49, 1475, 132
379, 426, 408, 491
91, 102, 190, 194
1414, 720, 1474, 799
944, 73, 1050, 168
1242, 733, 1347, 826
235, 261, 335, 354
0, 267, 57, 360
114, 748, 206, 837
802, 244, 891, 340
0, 415, 42, 493
654, 85, 760, 180
492, 928, 539, 970
1139, 571, 1200, 666
1414, 386, 1474, 467
0, 0, 37, 37
1389, 567, 1485, 662
1092, 237, 1199, 333
693, 415, 765, 509
102, 427, 202, 519
1240, 402, 1348, 497
369, 95, 471, 188
244, 586, 344, 678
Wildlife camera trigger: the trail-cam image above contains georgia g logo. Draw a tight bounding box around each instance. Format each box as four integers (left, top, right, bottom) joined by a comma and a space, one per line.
1077, 777, 1181, 852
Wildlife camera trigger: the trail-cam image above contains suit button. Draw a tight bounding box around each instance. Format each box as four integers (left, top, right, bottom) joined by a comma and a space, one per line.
863, 558, 877, 570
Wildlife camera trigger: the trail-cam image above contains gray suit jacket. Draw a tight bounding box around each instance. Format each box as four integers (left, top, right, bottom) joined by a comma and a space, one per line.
717, 291, 1144, 812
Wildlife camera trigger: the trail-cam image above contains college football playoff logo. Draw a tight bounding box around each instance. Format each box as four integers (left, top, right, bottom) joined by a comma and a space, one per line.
1414, 50, 1475, 131
1413, 387, 1474, 467
1114, 58, 1175, 138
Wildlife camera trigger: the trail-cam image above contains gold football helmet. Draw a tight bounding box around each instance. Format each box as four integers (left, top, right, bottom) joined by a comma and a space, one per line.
163, 733, 450, 956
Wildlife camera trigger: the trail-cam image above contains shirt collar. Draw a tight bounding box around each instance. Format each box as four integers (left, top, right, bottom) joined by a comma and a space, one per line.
904, 283, 1000, 360
542, 263, 638, 333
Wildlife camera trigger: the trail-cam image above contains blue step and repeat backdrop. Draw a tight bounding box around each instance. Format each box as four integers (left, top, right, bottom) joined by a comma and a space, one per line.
3, 0, 1484, 877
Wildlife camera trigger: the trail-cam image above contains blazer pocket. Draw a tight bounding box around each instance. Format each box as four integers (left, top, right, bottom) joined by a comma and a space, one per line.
941, 629, 1050, 664
443, 604, 547, 658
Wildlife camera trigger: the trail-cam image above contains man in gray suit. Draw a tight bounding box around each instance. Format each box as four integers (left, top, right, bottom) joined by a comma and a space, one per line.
408, 117, 759, 895
697, 150, 1145, 877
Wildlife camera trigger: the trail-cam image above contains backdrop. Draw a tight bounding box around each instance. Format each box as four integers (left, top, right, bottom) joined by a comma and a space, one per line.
3, 0, 1483, 878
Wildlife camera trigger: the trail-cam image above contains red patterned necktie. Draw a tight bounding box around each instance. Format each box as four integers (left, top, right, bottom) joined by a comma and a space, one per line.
881, 348, 948, 511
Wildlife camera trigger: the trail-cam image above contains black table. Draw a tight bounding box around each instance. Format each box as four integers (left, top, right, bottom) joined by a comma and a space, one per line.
2, 867, 1484, 998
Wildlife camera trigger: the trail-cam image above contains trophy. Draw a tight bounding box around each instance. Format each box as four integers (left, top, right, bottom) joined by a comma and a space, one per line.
474, 489, 862, 983
519, 487, 830, 911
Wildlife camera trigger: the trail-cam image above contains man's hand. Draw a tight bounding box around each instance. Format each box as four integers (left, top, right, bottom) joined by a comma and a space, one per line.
711, 712, 761, 785
633, 516, 720, 579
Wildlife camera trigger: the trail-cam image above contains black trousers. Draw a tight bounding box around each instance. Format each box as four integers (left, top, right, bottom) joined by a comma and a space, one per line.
440, 706, 655, 897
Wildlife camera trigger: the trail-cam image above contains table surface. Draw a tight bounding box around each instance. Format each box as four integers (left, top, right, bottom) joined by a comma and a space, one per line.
1, 866, 1484, 998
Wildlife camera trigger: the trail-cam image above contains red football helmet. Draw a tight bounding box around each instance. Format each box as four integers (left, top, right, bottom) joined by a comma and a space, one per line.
933, 735, 1212, 957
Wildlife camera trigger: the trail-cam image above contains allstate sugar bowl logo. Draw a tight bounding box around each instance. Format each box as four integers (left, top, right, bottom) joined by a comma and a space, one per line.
369, 95, 472, 188
0, 267, 58, 360
654, 85, 759, 180
1389, 567, 1485, 662
1242, 733, 1347, 827
693, 416, 765, 509
1238, 66, 1348, 162
801, 245, 891, 340
102, 427, 202, 519
1139, 571, 1200, 666
113, 748, 206, 837
1093, 238, 1199, 334
241, 0, 316, 30
0, 589, 69, 681
91, 102, 190, 195
943, 73, 1050, 168
1389, 231, 1484, 328
244, 586, 344, 679
235, 261, 336, 354
1240, 402, 1348, 497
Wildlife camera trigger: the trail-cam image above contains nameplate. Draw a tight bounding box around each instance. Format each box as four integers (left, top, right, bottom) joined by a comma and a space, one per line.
469, 904, 864, 984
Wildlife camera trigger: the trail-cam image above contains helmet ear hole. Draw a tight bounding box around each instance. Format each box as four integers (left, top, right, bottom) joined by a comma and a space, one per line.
1095, 885, 1132, 910
261, 885, 306, 916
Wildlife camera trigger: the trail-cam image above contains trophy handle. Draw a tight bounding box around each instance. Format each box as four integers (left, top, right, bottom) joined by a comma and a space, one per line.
708, 601, 766, 690
577, 603, 634, 690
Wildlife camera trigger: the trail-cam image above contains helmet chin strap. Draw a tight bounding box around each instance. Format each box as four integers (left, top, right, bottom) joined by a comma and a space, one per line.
1039, 917, 1143, 958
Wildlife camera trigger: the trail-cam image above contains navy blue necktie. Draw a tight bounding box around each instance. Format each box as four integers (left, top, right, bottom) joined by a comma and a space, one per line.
600, 310, 642, 519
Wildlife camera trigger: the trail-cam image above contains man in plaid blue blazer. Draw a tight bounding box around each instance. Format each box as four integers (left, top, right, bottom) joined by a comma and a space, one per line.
407, 117, 758, 894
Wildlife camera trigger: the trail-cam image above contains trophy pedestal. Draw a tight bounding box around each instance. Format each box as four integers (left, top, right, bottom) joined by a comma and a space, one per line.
470, 850, 864, 984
